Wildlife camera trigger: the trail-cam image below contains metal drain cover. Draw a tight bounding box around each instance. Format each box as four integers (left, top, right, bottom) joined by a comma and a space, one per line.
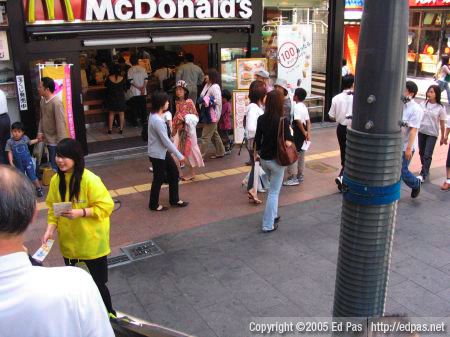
121, 240, 164, 261
107, 254, 131, 268
306, 161, 338, 174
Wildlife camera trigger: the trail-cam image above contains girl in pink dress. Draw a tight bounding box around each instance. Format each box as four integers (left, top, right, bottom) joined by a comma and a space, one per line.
172, 80, 205, 180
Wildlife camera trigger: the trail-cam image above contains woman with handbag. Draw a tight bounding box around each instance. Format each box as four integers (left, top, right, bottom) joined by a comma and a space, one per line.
198, 68, 226, 159
254, 90, 295, 233
246, 80, 267, 204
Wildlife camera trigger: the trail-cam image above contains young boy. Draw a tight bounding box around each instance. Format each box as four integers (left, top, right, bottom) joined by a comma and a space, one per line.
220, 89, 233, 155
401, 81, 423, 198
5, 122, 43, 197
284, 88, 311, 186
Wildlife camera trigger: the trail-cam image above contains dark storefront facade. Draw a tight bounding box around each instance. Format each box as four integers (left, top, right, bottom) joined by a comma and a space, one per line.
8, 0, 263, 153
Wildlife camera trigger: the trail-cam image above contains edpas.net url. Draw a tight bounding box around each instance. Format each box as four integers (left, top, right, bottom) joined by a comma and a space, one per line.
370, 321, 446, 334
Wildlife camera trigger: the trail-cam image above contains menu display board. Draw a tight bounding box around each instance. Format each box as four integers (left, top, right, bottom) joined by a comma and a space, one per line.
236, 58, 268, 90
232, 90, 250, 144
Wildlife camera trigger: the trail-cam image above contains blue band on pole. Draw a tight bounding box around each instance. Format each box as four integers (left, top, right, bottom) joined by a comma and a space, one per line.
342, 174, 401, 206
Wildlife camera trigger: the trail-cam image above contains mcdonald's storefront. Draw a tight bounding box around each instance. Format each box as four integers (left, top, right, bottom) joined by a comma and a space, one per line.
7, 1, 263, 154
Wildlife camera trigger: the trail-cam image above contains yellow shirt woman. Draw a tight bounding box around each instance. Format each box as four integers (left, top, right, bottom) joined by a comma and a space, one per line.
46, 169, 114, 260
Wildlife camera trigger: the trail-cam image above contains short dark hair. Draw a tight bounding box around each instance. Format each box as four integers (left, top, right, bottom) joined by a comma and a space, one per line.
294, 88, 307, 102
442, 55, 449, 66
185, 53, 194, 62
118, 57, 126, 64
342, 59, 347, 66
11, 122, 25, 132
206, 68, 220, 85
249, 80, 267, 104
41, 77, 56, 93
406, 80, 418, 98
151, 91, 169, 112
341, 74, 355, 90
130, 55, 139, 66
222, 89, 232, 101
0, 165, 36, 235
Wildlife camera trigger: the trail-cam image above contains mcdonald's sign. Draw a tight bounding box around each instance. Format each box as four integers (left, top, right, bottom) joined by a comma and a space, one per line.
23, 0, 253, 24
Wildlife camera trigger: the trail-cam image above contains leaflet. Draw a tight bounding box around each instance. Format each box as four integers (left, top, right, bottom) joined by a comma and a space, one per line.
32, 239, 55, 262
301, 141, 311, 151
53, 202, 72, 216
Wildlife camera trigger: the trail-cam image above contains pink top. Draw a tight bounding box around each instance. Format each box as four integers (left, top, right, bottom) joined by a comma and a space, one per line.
219, 101, 232, 130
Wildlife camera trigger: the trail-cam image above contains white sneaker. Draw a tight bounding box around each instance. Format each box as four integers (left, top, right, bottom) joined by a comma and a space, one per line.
283, 177, 300, 186
417, 175, 424, 183
335, 176, 343, 192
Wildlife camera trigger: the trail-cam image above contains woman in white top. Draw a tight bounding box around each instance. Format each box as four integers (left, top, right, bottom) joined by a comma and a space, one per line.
199, 68, 225, 159
418, 85, 447, 182
246, 80, 267, 203
437, 55, 450, 104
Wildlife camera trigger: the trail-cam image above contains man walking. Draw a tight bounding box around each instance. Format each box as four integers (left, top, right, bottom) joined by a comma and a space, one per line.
401, 81, 423, 198
37, 77, 68, 171
128, 55, 148, 126
176, 53, 204, 102
0, 165, 114, 337
0, 89, 10, 164
328, 74, 354, 191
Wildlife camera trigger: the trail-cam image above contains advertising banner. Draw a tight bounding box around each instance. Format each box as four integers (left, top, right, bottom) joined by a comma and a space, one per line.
232, 90, 249, 144
23, 0, 253, 24
236, 58, 268, 90
41, 65, 76, 139
277, 24, 312, 95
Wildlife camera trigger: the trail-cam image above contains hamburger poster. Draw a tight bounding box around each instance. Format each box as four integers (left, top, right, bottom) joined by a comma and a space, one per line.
236, 58, 268, 90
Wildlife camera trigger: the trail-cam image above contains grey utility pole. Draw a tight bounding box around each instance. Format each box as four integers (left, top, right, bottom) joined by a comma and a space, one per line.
332, 0, 408, 317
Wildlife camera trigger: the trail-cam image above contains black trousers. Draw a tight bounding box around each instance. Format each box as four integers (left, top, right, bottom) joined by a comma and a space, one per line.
418, 132, 438, 180
337, 124, 347, 177
0, 113, 11, 164
64, 255, 115, 315
149, 152, 180, 210
129, 95, 147, 125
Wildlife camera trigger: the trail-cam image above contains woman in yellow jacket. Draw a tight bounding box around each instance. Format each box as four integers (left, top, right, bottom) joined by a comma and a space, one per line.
42, 138, 115, 316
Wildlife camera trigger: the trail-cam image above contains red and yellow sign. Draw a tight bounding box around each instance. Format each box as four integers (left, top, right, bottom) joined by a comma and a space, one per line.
409, 0, 450, 7
23, 0, 253, 24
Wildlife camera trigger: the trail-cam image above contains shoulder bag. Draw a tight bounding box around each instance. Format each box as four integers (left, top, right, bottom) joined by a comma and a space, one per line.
277, 117, 298, 166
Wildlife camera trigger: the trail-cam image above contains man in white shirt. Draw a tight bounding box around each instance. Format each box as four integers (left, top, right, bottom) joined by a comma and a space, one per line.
401, 81, 424, 198
328, 74, 354, 191
0, 89, 9, 164
128, 55, 148, 127
0, 165, 114, 337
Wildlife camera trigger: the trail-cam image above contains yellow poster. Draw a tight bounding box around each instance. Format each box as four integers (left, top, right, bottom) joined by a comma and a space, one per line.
42, 65, 75, 138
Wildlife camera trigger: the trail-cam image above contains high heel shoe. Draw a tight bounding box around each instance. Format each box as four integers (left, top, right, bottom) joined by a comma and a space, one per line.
248, 191, 262, 204
119, 129, 123, 135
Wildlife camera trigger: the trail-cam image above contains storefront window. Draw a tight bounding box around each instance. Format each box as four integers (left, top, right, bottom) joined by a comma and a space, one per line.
262, 1, 328, 99
410, 12, 421, 27
407, 30, 419, 76
423, 12, 442, 27
221, 47, 248, 92
418, 29, 440, 76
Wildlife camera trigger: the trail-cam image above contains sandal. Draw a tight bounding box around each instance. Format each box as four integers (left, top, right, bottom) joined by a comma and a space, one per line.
210, 155, 224, 159
248, 191, 262, 205
170, 200, 189, 208
150, 205, 168, 212
181, 176, 195, 181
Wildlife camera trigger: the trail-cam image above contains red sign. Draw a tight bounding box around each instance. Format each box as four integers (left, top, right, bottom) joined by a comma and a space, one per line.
23, 0, 253, 24
409, 0, 450, 7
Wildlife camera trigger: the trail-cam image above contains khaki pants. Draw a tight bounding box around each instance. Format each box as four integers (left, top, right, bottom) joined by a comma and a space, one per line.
287, 150, 306, 178
200, 122, 225, 157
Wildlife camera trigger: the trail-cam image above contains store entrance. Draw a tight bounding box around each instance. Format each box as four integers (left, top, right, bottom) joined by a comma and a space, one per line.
80, 44, 210, 154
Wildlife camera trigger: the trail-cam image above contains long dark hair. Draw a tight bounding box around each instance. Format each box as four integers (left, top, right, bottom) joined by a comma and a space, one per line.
56, 138, 85, 202
264, 90, 284, 123
110, 63, 121, 80
426, 84, 443, 106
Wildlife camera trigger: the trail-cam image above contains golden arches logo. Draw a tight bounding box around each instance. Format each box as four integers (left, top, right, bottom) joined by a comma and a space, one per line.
27, 0, 75, 23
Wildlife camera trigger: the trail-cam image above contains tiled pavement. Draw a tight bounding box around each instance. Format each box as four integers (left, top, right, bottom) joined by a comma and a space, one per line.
24, 126, 450, 336
107, 183, 450, 337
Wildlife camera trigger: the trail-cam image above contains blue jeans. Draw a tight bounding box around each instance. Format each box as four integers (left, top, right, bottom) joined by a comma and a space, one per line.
13, 144, 37, 182
47, 145, 58, 171
260, 159, 285, 231
438, 80, 450, 103
401, 151, 420, 190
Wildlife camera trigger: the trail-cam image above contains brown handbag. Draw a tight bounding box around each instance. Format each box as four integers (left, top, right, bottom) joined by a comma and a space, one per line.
277, 117, 299, 166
